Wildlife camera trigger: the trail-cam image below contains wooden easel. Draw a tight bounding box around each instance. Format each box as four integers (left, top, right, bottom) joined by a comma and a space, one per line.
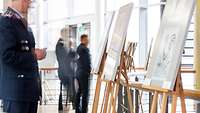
136, 67, 187, 113
92, 42, 134, 113
125, 42, 137, 72
100, 51, 134, 113
171, 69, 186, 113
118, 42, 137, 113
92, 47, 107, 113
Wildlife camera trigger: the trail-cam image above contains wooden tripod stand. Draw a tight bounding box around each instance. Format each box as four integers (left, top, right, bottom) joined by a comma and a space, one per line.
92, 49, 134, 113
101, 51, 134, 113
136, 67, 187, 113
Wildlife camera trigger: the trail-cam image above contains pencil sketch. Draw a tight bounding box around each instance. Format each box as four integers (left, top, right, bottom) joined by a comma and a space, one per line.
145, 0, 195, 90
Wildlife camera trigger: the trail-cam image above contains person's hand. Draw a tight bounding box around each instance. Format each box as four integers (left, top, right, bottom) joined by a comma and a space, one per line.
34, 48, 47, 60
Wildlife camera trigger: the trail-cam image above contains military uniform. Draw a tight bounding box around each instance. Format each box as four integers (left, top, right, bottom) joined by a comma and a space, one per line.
0, 7, 40, 113
75, 43, 91, 113
0, 12, 2, 99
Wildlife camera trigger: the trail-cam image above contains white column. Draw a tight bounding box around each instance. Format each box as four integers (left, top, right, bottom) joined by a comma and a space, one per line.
139, 0, 148, 67
36, 0, 45, 48
95, 0, 105, 44
93, 0, 105, 59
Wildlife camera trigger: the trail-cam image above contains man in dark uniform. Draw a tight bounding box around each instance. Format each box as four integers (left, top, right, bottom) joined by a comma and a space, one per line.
0, 0, 46, 113
75, 34, 91, 113
0, 12, 2, 99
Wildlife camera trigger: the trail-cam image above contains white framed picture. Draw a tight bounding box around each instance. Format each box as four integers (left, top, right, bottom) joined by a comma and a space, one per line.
145, 0, 195, 90
103, 3, 133, 81
93, 12, 115, 74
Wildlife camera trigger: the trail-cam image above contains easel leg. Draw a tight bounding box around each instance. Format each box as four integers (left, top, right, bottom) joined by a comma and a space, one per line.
161, 93, 168, 113
139, 91, 144, 113
102, 82, 112, 113
111, 82, 120, 113
179, 76, 187, 113
108, 82, 115, 113
126, 85, 134, 113
92, 77, 102, 113
150, 92, 158, 113
100, 82, 109, 113
180, 95, 187, 113
171, 95, 177, 113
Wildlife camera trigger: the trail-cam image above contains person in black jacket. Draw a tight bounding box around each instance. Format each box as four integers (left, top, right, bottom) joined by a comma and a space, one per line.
56, 28, 77, 111
0, 0, 46, 113
75, 34, 91, 113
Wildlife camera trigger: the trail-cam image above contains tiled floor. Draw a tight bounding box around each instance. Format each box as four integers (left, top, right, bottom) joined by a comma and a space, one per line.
38, 105, 75, 113
0, 105, 75, 113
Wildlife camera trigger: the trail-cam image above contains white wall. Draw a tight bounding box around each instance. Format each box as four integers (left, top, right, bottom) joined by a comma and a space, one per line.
73, 0, 95, 16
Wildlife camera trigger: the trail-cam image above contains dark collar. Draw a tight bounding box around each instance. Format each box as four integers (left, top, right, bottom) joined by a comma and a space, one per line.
2, 7, 27, 28
3, 7, 22, 19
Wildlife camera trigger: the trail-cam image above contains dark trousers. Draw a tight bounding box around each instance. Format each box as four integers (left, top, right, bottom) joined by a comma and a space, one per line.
58, 75, 76, 111
3, 100, 38, 113
75, 76, 89, 113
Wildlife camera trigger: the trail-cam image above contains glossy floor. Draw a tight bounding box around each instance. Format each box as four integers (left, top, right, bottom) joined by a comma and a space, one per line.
0, 105, 75, 113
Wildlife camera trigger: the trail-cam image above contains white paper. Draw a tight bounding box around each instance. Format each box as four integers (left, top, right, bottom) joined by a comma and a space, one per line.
93, 12, 115, 73
103, 3, 134, 81
145, 0, 195, 90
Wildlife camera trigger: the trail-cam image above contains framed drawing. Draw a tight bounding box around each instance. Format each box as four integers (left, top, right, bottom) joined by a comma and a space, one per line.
93, 12, 115, 74
103, 3, 133, 81
145, 0, 195, 90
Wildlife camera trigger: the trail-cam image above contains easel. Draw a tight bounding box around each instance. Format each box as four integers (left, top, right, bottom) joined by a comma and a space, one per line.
92, 42, 134, 113
100, 51, 134, 113
132, 66, 187, 113
125, 42, 137, 72
118, 42, 137, 113
92, 46, 107, 113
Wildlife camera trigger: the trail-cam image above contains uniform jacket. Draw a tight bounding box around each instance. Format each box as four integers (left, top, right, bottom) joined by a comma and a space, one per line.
76, 43, 91, 79
0, 12, 2, 99
0, 9, 40, 101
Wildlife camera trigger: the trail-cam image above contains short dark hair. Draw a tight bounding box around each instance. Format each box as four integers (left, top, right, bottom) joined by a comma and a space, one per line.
80, 34, 88, 40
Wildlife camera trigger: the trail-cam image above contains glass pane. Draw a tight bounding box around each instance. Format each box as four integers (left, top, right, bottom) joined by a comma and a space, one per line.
183, 48, 194, 55
182, 73, 195, 89
189, 23, 195, 31
182, 57, 194, 64
187, 32, 194, 39
185, 40, 194, 48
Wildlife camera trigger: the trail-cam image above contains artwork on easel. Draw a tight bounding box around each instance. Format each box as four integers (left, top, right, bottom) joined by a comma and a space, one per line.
103, 3, 133, 81
145, 0, 195, 90
93, 12, 115, 74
